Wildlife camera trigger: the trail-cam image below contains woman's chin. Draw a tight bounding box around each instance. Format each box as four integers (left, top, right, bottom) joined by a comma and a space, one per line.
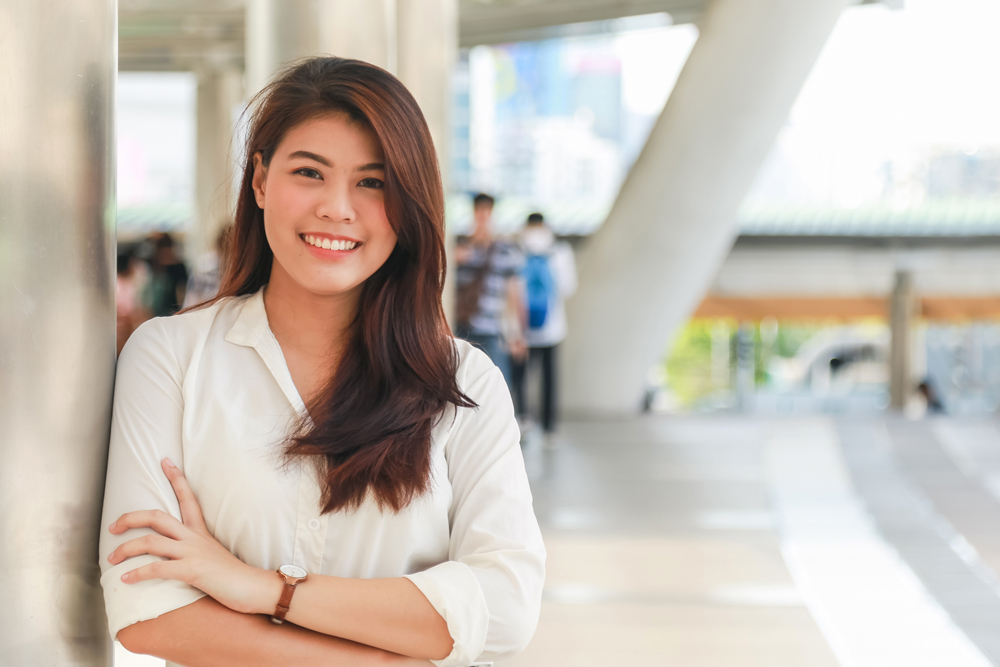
294, 276, 364, 300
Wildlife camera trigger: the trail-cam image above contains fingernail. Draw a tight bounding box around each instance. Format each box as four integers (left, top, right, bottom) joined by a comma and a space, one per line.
107, 552, 114, 562
164, 457, 176, 469
109, 521, 117, 532
121, 572, 130, 582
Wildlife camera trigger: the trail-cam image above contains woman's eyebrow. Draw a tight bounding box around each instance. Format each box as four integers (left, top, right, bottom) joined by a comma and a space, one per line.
287, 151, 383, 173
288, 150, 330, 166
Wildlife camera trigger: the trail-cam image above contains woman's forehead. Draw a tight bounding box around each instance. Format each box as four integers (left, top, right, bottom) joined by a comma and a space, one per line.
276, 113, 383, 163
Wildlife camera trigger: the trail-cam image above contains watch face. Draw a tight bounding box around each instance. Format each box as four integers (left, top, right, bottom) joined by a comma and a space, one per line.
279, 564, 307, 579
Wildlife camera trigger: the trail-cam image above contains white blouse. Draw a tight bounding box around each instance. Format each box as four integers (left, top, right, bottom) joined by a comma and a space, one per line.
98, 289, 546, 667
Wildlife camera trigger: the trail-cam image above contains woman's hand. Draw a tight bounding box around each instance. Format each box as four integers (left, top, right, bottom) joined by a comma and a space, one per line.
107, 458, 281, 616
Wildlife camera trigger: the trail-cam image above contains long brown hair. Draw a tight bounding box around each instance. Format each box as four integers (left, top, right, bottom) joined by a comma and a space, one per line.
212, 57, 475, 513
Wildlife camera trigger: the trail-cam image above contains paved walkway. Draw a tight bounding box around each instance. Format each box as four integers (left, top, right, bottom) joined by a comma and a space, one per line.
117, 414, 1000, 666
511, 415, 1000, 667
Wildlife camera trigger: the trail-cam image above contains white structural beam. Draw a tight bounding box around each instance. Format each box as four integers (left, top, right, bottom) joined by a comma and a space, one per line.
561, 0, 852, 415
458, 0, 707, 47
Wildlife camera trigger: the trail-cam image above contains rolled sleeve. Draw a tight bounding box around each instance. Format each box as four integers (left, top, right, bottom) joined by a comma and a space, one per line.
404, 562, 490, 666
99, 319, 207, 639
409, 354, 546, 666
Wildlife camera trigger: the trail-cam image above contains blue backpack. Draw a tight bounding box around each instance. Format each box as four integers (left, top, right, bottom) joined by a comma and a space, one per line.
523, 253, 555, 329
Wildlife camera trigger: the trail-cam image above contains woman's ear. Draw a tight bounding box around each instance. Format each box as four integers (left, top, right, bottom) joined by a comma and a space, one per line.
251, 152, 267, 209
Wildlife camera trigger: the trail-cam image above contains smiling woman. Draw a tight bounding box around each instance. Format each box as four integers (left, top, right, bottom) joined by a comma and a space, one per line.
98, 57, 545, 667
255, 115, 397, 302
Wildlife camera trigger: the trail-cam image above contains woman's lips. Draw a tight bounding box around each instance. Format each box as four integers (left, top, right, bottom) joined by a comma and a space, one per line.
300, 233, 362, 251
299, 233, 363, 259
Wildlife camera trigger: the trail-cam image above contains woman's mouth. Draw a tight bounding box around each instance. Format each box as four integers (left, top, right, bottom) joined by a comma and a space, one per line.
300, 234, 362, 252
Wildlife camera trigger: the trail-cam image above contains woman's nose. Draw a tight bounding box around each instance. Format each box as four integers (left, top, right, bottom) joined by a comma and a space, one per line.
316, 181, 356, 222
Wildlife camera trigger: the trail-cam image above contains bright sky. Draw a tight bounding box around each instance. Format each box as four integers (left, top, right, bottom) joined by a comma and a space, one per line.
749, 0, 1000, 208
615, 22, 698, 117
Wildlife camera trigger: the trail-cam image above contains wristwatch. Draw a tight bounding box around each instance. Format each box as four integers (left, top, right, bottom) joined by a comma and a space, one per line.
270, 564, 308, 624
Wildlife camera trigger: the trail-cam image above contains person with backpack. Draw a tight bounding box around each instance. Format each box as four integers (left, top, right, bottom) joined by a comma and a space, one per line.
453, 193, 526, 389
511, 212, 577, 442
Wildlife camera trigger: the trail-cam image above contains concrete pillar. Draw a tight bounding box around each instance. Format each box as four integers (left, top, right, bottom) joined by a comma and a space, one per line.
192, 68, 243, 264
396, 0, 458, 324
245, 0, 321, 96
318, 0, 397, 72
561, 0, 852, 415
0, 0, 115, 664
397, 0, 456, 158
889, 270, 916, 409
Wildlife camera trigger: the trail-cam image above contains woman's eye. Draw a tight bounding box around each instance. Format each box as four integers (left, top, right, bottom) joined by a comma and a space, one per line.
359, 177, 384, 189
294, 168, 322, 179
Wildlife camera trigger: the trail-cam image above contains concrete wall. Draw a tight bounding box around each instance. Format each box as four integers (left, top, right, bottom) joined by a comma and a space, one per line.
710, 240, 1000, 298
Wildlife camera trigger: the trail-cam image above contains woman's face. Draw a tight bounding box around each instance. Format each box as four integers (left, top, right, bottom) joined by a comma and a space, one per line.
252, 113, 397, 300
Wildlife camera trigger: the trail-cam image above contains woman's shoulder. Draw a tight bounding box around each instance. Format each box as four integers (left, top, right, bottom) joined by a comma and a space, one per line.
452, 337, 507, 398
121, 294, 253, 364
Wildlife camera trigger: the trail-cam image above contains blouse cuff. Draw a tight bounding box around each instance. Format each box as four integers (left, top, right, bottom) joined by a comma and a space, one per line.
404, 561, 492, 667
100, 557, 207, 640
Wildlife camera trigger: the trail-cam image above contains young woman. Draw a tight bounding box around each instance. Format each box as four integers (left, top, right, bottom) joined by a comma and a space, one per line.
99, 57, 545, 667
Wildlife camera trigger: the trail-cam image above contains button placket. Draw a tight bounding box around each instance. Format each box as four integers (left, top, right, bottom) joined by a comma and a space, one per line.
290, 462, 309, 568
297, 462, 329, 574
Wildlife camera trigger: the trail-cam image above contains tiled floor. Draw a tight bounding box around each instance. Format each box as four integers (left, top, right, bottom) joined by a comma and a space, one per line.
511, 418, 838, 666
116, 414, 1000, 666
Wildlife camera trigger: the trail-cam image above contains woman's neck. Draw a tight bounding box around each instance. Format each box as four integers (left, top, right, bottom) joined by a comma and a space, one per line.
262, 264, 358, 364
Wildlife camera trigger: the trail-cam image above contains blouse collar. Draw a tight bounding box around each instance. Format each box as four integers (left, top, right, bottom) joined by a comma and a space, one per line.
224, 288, 308, 417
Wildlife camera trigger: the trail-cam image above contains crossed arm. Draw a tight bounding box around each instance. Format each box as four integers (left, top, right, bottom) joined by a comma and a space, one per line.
108, 459, 450, 665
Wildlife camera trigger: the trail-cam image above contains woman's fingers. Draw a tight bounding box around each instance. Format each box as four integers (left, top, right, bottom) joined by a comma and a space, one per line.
107, 533, 183, 565
161, 457, 207, 532
119, 558, 190, 585
109, 509, 187, 541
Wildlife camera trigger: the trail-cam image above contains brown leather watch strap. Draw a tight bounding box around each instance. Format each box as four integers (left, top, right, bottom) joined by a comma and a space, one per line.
271, 565, 308, 624
271, 581, 296, 624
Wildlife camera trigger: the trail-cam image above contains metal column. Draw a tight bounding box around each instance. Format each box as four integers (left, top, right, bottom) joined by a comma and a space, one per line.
889, 270, 915, 410
0, 0, 117, 664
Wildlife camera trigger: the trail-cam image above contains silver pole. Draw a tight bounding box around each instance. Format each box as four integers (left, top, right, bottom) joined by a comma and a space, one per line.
0, 0, 116, 665
889, 270, 915, 410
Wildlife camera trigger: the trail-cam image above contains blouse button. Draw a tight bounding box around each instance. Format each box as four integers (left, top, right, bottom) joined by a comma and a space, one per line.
308, 518, 320, 530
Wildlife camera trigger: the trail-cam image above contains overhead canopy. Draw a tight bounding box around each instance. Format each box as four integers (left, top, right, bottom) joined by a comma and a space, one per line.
118, 0, 711, 71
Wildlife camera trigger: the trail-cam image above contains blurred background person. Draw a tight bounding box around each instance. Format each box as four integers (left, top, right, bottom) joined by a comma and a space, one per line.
115, 247, 149, 356
453, 192, 525, 389
183, 224, 232, 308
510, 212, 577, 441
142, 232, 189, 317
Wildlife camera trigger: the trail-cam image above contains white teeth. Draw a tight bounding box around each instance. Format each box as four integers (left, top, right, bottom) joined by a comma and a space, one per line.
304, 235, 359, 250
